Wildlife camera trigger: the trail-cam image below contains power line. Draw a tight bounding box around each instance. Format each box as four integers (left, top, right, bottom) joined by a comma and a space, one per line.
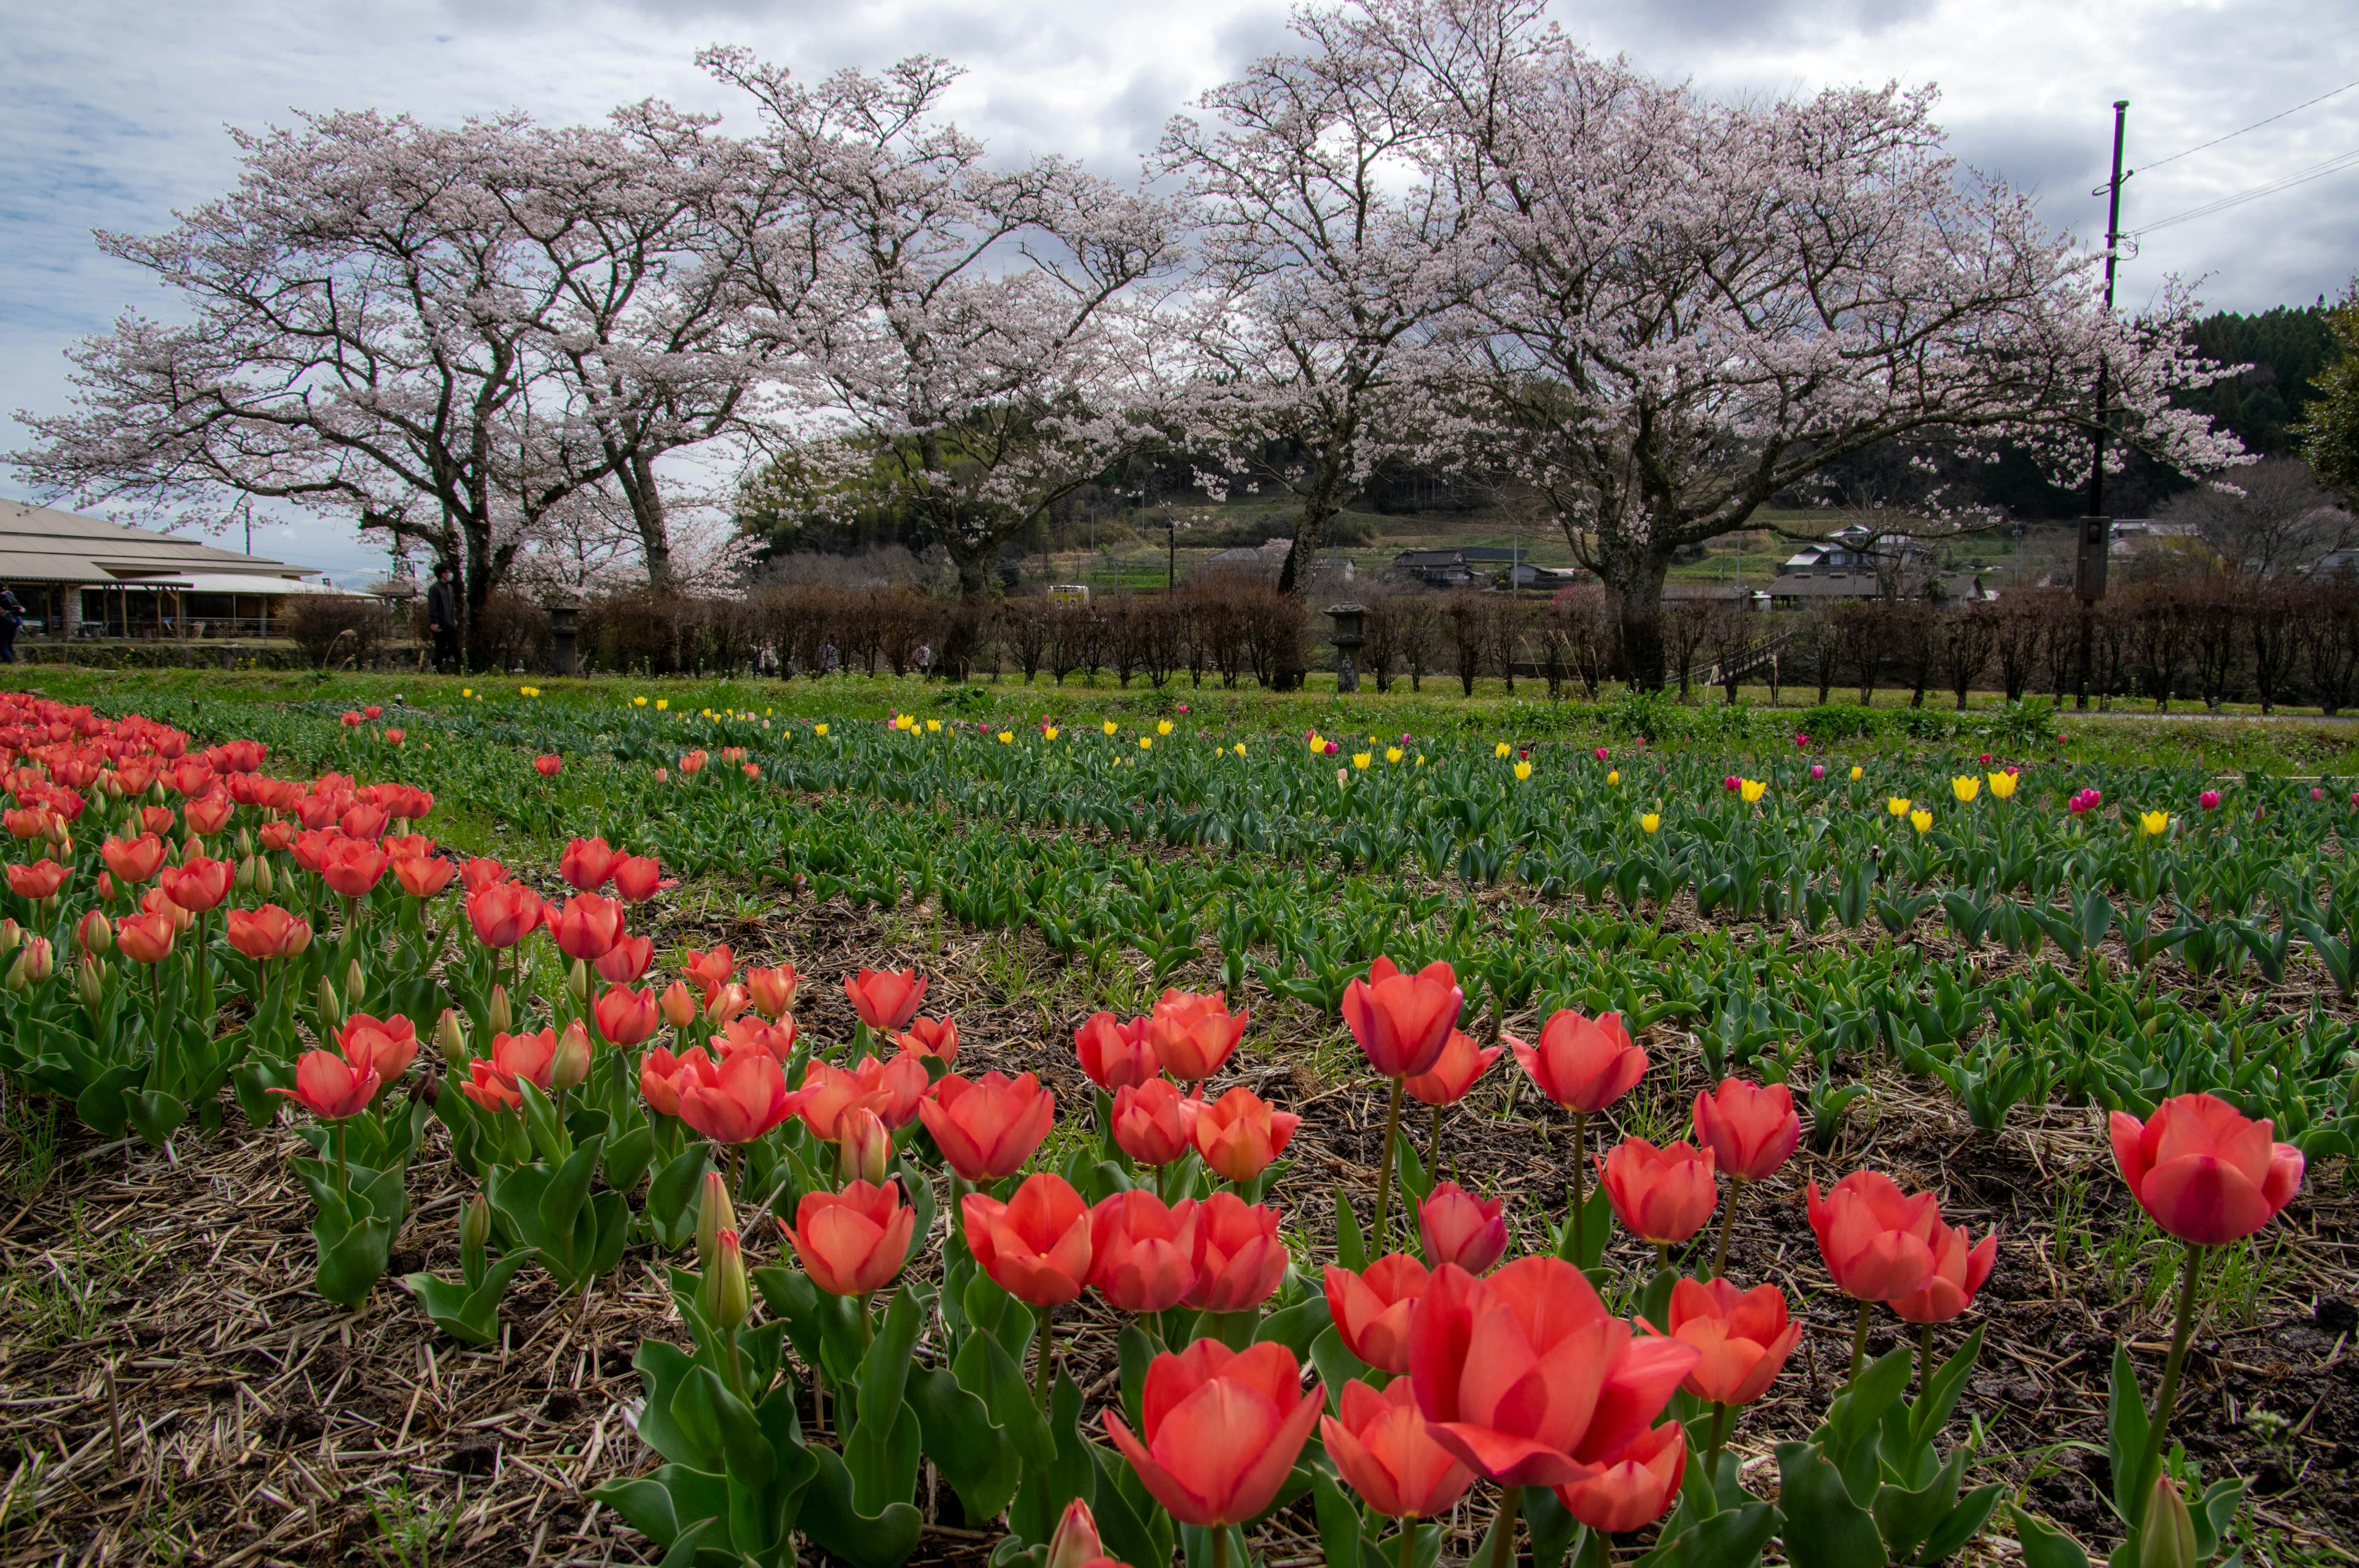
2132, 77, 2359, 177
2130, 143, 2359, 234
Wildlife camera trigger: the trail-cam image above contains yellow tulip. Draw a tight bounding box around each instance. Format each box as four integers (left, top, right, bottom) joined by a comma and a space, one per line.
1887, 797, 1911, 817
926, 719, 941, 733
1307, 732, 1324, 754
656, 698, 669, 712
461, 687, 473, 698
1104, 720, 1119, 736
1140, 736, 1152, 750
1385, 746, 1404, 764
998, 731, 1014, 744
2140, 810, 2170, 837
1606, 769, 1620, 785
1157, 719, 1174, 736
1353, 752, 1372, 769
815, 723, 827, 736
1987, 771, 2017, 800
1910, 808, 1933, 833
1740, 778, 1766, 803
632, 695, 647, 707
1494, 742, 1511, 759
1234, 743, 1246, 756
1850, 765, 1863, 781
1514, 760, 1533, 781
1044, 725, 1059, 740
1951, 775, 1980, 803
1641, 812, 1661, 833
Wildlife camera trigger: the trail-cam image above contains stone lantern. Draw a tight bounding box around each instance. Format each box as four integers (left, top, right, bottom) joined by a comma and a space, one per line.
1327, 603, 1367, 693
545, 598, 581, 677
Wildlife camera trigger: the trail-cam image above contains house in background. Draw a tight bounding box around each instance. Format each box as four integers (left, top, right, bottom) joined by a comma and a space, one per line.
0, 501, 367, 639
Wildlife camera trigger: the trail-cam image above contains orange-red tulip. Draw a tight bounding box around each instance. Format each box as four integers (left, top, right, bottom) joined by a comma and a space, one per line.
159, 855, 232, 913
703, 981, 753, 1026
1342, 957, 1463, 1080
558, 836, 617, 892
115, 910, 176, 964
1407, 1257, 1699, 1486
783, 1179, 915, 1297
319, 838, 391, 898
2110, 1093, 2306, 1247
845, 967, 927, 1032
1598, 1138, 1718, 1247
549, 894, 624, 962
1101, 1340, 1323, 1527
1321, 1379, 1476, 1521
595, 932, 654, 984
466, 881, 544, 949
963, 1172, 1092, 1306
460, 1028, 561, 1112
1691, 1078, 1799, 1184
717, 1014, 798, 1061
919, 1071, 1054, 1181
338, 803, 389, 842
641, 1042, 721, 1117
800, 1053, 931, 1138
894, 1015, 958, 1065
1417, 1182, 1507, 1273
100, 833, 165, 884
1885, 1212, 1999, 1324
681, 945, 735, 993
533, 755, 562, 776
1511, 1008, 1646, 1113
1186, 1191, 1288, 1313
184, 791, 233, 835
337, 1012, 418, 1083
1653, 1276, 1802, 1406
1089, 1189, 1199, 1313
227, 904, 311, 960
1109, 1079, 1197, 1167
271, 1047, 380, 1120
1551, 1421, 1684, 1532
1190, 1086, 1299, 1182
678, 1049, 804, 1145
659, 978, 700, 1028
1149, 989, 1249, 1086
611, 854, 666, 902
746, 962, 799, 1020
458, 857, 507, 894
1805, 1171, 1942, 1303
391, 854, 457, 898
1075, 1010, 1158, 1090
1323, 1253, 1431, 1373
75, 910, 112, 956
1406, 1028, 1501, 1106
595, 983, 660, 1047
6, 860, 67, 900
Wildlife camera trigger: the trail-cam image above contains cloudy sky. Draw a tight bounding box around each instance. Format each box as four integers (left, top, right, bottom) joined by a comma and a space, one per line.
3, 0, 2352, 577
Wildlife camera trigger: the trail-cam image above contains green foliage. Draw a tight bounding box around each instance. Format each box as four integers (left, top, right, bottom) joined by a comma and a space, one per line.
2294, 280, 2359, 502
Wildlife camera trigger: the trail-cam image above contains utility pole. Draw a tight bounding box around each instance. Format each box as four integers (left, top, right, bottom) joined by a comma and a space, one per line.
2076, 98, 2130, 711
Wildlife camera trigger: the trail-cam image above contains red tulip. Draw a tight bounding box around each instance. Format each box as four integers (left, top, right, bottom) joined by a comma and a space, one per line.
703, 981, 753, 1026
1417, 1182, 1507, 1273
393, 853, 456, 898
783, 1180, 915, 1297
466, 881, 544, 949
1321, 1379, 1477, 1521
458, 857, 507, 894
1146, 988, 1247, 1083
159, 855, 232, 913
845, 967, 928, 1032
1885, 1211, 1998, 1325
595, 983, 660, 1047
1805, 1171, 1942, 1303
1405, 1028, 1502, 1106
894, 1015, 959, 1064
1653, 1277, 1802, 1406
184, 791, 234, 835
1076, 1010, 1159, 1090
1407, 1257, 1699, 1486
799, 1053, 931, 1138
1191, 1086, 1299, 1182
339, 803, 389, 841
271, 1048, 380, 1120
611, 854, 666, 902
100, 833, 165, 884
640, 1042, 721, 1118
1598, 1138, 1718, 1247
337, 1012, 418, 1083
964, 1172, 1093, 1306
1323, 1253, 1431, 1373
595, 932, 654, 984
319, 838, 391, 898
559, 836, 617, 892
1089, 1189, 1199, 1313
1101, 1340, 1323, 1527
659, 978, 700, 1028
1342, 957, 1463, 1080
533, 755, 562, 776
2109, 1093, 2306, 1247
678, 1048, 804, 1144
1691, 1079, 1799, 1184
1110, 1079, 1197, 1167
746, 962, 799, 1019
837, 1106, 891, 1187
6, 860, 67, 900
1186, 1192, 1288, 1312
226, 904, 311, 960
549, 894, 624, 962
919, 1071, 1054, 1181
1551, 1421, 1684, 1533
460, 1028, 561, 1112
1511, 1008, 1646, 1113
717, 1014, 798, 1062
681, 945, 734, 993
115, 910, 176, 965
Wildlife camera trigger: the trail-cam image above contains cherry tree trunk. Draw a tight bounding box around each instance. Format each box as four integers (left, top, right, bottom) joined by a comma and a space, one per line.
1598, 546, 1673, 692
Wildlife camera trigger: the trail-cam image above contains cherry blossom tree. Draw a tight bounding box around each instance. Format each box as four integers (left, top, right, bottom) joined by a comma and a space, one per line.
1350, 0, 2244, 687
705, 49, 1188, 615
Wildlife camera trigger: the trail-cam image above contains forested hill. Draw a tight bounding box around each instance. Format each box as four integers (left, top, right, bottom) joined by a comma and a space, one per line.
2181, 300, 2341, 455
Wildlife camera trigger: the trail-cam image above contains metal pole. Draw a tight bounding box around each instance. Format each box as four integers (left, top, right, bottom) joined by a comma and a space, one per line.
2076, 99, 2129, 712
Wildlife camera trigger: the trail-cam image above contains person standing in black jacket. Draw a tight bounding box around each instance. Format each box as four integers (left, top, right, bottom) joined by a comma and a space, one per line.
0, 588, 22, 665
425, 564, 460, 673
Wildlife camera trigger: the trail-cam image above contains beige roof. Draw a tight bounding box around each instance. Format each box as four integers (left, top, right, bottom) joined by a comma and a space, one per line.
0, 501, 317, 585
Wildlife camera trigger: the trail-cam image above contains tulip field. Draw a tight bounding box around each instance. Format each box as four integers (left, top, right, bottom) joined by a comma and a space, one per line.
0, 678, 2352, 1568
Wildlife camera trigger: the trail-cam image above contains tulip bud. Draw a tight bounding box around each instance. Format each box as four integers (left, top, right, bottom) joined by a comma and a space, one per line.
700, 1228, 749, 1331
254, 855, 275, 898
238, 827, 254, 858
346, 958, 366, 1011
488, 983, 512, 1036
461, 1192, 491, 1270
696, 1170, 735, 1266
549, 1020, 592, 1093
839, 1106, 891, 1187
75, 911, 112, 957
318, 975, 343, 1032
184, 833, 205, 860
235, 855, 257, 893
567, 958, 592, 1010
0, 918, 19, 956
75, 956, 103, 1011
1046, 1499, 1106, 1568
6, 937, 51, 991
436, 1007, 469, 1064
2140, 1474, 2196, 1568
660, 978, 698, 1029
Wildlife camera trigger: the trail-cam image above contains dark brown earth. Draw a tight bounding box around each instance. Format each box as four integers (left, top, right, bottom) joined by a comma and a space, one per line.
0, 889, 2350, 1567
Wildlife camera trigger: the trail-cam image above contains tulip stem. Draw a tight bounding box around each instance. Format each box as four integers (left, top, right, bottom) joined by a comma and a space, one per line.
1395, 1516, 1418, 1568
1849, 1299, 1872, 1382
1033, 1301, 1054, 1416
1711, 1177, 1744, 1281
1568, 1109, 1588, 1266
2137, 1242, 2206, 1514
1371, 1075, 1406, 1251
1211, 1523, 1230, 1568
1703, 1401, 1731, 1479
1484, 1483, 1522, 1568
1918, 1322, 1935, 1396
1427, 1101, 1444, 1182
332, 1117, 350, 1205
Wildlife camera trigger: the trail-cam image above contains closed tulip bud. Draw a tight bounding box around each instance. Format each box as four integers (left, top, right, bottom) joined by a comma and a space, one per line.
660, 978, 699, 1029
76, 955, 103, 1010
436, 1007, 469, 1064
0, 919, 17, 955
317, 975, 343, 1031
488, 984, 512, 1036
235, 855, 257, 892
1046, 1500, 1107, 1568
549, 1020, 592, 1093
6, 937, 53, 990
254, 854, 275, 897
346, 958, 366, 1010
2140, 1474, 2196, 1568
697, 1170, 735, 1266
238, 827, 254, 857
75, 910, 112, 957
839, 1106, 891, 1187
700, 1228, 749, 1330
568, 958, 592, 1009
461, 1192, 492, 1254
